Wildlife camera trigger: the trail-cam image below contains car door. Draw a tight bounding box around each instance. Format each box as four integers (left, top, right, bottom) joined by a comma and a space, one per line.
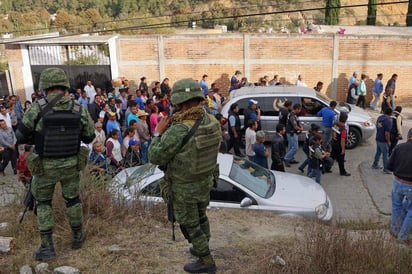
210, 178, 259, 209
298, 96, 327, 134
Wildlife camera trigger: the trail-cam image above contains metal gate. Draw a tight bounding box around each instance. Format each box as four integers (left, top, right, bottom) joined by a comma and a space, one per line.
0, 72, 8, 97
28, 44, 112, 91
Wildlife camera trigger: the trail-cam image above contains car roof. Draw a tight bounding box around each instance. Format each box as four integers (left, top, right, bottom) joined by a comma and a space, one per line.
229, 85, 317, 99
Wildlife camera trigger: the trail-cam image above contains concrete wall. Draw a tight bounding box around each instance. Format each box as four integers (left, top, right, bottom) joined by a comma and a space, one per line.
6, 33, 412, 106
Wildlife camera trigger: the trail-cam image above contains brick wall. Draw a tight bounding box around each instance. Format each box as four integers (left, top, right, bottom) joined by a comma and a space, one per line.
6, 33, 412, 106
118, 33, 412, 106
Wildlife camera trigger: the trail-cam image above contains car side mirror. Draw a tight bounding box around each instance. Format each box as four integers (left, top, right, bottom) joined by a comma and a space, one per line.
240, 197, 253, 207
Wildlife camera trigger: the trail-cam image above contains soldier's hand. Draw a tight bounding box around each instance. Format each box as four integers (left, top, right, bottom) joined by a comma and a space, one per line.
155, 117, 170, 135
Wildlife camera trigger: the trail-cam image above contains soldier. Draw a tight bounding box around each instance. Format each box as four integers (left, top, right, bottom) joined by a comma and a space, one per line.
16, 68, 95, 261
148, 78, 221, 273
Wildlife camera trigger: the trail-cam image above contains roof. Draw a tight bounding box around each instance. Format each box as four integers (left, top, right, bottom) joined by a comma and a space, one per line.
229, 85, 317, 99
3, 34, 118, 45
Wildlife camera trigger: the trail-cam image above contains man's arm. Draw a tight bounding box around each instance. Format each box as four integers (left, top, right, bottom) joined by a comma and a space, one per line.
148, 123, 188, 167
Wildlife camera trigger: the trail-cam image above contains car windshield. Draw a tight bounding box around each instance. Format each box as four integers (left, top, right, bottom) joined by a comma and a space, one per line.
121, 164, 157, 189
229, 156, 275, 198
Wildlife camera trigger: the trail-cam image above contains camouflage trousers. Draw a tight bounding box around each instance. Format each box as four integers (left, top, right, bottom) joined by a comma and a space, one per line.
31, 158, 82, 232
172, 182, 212, 258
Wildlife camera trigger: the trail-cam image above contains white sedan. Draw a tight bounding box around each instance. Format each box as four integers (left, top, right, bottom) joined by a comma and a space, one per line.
112, 153, 333, 222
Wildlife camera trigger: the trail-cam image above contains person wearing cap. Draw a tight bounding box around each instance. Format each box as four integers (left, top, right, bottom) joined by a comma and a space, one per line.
330, 112, 351, 176
348, 71, 359, 88
148, 78, 221, 273
124, 138, 142, 168
229, 70, 242, 92
205, 88, 218, 115
16, 68, 95, 261
243, 99, 261, 131
106, 111, 122, 145
136, 109, 151, 164
200, 74, 209, 96
387, 128, 412, 245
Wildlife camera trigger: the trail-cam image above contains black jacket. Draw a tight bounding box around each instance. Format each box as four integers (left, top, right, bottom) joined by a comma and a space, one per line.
387, 140, 412, 182
271, 133, 286, 165
88, 102, 102, 123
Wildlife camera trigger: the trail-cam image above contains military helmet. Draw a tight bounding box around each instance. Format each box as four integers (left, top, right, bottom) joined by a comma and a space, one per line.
171, 78, 204, 105
38, 68, 70, 91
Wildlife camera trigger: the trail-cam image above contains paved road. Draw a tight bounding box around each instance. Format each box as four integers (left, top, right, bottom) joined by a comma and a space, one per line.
1, 108, 411, 223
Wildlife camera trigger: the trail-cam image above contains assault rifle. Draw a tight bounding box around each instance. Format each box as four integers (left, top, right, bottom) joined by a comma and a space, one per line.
19, 179, 36, 223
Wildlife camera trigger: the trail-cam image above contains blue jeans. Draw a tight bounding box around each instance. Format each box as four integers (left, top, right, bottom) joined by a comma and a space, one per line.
308, 168, 322, 184
390, 179, 412, 241
373, 141, 389, 170
284, 133, 298, 161
141, 140, 151, 164
299, 158, 309, 171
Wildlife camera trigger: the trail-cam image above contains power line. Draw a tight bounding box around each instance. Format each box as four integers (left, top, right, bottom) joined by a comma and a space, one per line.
0, 1, 409, 45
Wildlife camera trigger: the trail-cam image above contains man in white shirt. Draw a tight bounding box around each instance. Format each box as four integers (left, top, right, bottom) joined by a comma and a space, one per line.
295, 74, 307, 87
245, 120, 258, 161
84, 80, 96, 104
0, 104, 11, 128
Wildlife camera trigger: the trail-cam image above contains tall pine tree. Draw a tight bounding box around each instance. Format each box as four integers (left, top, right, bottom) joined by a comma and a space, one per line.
367, 0, 377, 25
407, 0, 412, 26
325, 0, 340, 25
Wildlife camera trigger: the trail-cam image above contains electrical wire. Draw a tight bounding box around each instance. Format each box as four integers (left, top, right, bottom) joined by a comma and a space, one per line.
0, 1, 409, 45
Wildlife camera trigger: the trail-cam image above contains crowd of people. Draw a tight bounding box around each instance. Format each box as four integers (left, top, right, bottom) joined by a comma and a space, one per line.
0, 66, 411, 265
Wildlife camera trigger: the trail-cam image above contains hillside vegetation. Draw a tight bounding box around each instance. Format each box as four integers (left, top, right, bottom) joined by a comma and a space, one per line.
0, 0, 408, 37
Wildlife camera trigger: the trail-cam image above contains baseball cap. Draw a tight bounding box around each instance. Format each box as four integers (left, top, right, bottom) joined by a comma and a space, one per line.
129, 139, 140, 146
108, 112, 116, 117
248, 99, 258, 106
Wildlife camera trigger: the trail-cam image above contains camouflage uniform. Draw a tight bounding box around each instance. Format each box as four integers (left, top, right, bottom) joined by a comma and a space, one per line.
16, 68, 95, 261
148, 79, 221, 273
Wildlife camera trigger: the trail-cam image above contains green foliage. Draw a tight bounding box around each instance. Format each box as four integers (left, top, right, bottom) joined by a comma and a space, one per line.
407, 0, 412, 26
65, 54, 100, 65
367, 0, 377, 26
325, 0, 340, 25
0, 61, 8, 72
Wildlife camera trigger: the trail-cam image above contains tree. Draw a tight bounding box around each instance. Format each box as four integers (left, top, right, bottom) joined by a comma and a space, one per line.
325, 0, 340, 25
407, 0, 412, 26
367, 0, 377, 25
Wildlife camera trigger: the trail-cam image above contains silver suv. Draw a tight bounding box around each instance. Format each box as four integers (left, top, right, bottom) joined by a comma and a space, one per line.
221, 86, 375, 149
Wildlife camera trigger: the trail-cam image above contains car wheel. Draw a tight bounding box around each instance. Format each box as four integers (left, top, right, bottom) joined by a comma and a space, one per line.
346, 127, 361, 149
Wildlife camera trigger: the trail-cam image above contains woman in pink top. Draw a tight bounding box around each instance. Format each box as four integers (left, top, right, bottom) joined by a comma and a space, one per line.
149, 105, 161, 134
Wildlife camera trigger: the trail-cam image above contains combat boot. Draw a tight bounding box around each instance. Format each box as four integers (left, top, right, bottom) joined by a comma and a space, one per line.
184, 254, 217, 273
34, 230, 56, 261
71, 225, 87, 250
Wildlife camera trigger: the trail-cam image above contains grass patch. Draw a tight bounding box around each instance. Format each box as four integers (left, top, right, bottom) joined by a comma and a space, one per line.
1, 170, 411, 273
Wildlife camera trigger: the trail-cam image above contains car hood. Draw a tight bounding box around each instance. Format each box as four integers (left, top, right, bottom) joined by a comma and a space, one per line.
337, 103, 372, 122
269, 171, 327, 208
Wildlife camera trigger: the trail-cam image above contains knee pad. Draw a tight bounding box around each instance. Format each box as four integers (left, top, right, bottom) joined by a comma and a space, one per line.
63, 196, 81, 208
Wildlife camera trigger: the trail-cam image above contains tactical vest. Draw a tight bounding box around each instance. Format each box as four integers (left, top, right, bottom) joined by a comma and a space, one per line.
168, 114, 221, 183
35, 99, 82, 158
308, 143, 322, 169
331, 123, 345, 149
391, 113, 401, 137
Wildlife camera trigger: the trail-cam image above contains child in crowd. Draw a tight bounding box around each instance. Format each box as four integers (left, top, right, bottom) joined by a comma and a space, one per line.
16, 144, 33, 187
308, 134, 329, 185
